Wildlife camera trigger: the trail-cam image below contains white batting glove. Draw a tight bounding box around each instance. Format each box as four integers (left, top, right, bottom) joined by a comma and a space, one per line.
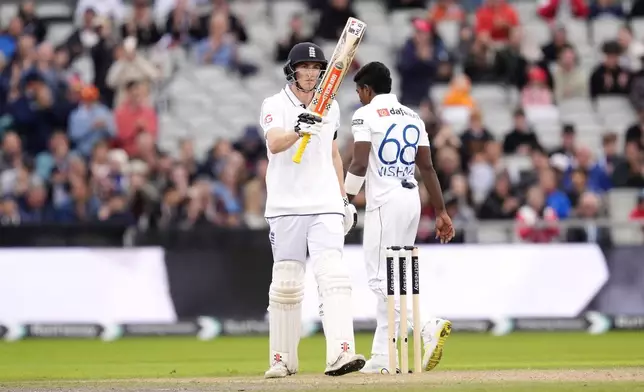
343, 197, 357, 235
294, 110, 324, 137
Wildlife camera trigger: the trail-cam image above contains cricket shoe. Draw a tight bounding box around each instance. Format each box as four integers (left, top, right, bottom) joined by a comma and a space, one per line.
359, 354, 396, 375
324, 352, 366, 376
264, 361, 290, 379
421, 318, 452, 371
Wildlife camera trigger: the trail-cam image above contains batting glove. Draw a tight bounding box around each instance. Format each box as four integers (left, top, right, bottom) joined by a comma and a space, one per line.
343, 197, 358, 235
294, 111, 324, 137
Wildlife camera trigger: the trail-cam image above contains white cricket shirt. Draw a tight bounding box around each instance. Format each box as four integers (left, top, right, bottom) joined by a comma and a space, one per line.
259, 85, 344, 218
351, 93, 430, 211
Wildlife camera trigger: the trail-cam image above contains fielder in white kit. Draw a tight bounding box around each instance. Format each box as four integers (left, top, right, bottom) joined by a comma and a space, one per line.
343, 62, 456, 374
259, 42, 365, 379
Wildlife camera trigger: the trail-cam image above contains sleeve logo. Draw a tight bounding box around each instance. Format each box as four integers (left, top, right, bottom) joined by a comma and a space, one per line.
352, 119, 364, 126
264, 114, 273, 125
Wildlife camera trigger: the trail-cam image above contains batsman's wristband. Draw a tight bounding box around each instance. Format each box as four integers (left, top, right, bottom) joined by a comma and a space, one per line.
344, 172, 365, 196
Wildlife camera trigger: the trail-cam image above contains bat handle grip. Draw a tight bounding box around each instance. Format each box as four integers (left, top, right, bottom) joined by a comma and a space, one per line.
292, 134, 311, 164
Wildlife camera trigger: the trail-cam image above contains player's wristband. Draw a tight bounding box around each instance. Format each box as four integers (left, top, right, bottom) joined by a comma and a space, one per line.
344, 172, 365, 196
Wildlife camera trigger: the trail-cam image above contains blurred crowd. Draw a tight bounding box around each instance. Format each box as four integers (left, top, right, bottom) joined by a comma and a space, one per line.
0, 0, 642, 245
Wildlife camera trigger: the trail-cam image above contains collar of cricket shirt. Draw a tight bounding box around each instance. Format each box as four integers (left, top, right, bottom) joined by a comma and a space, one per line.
283, 84, 306, 109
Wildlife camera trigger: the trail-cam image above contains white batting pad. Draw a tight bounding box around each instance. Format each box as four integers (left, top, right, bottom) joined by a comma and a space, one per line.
268, 260, 305, 373
313, 250, 356, 365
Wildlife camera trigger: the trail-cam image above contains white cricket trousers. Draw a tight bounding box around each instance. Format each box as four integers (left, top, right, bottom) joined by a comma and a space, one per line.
363, 186, 421, 357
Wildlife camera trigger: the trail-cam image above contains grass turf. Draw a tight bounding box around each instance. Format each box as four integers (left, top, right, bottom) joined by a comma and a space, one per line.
0, 331, 643, 382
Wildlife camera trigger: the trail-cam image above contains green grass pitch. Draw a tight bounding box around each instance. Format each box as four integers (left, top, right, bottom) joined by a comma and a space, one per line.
1, 332, 643, 391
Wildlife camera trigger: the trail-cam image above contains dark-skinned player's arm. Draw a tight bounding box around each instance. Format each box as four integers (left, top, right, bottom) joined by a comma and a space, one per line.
415, 142, 456, 243
344, 115, 371, 202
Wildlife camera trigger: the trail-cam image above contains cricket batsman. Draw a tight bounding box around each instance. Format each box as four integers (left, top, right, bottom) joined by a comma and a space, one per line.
259, 42, 365, 379
343, 62, 456, 374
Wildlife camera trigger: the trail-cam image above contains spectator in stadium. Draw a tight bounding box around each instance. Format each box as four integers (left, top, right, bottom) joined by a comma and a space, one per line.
0, 17, 24, 61
164, 0, 203, 47
18, 1, 47, 44
463, 32, 499, 83
314, 0, 358, 42
121, 0, 163, 49
566, 168, 589, 208
55, 176, 101, 223
34, 131, 72, 181
617, 26, 644, 72
612, 141, 644, 188
474, 0, 519, 43
0, 194, 20, 225
550, 124, 577, 159
588, 0, 626, 19
598, 132, 622, 175
516, 185, 560, 243
7, 71, 66, 156
64, 7, 98, 63
454, 25, 474, 64
0, 131, 24, 175
630, 61, 644, 110
450, 173, 476, 210
539, 168, 572, 218
442, 74, 477, 109
521, 66, 554, 107
625, 109, 644, 149
232, 126, 266, 172
397, 18, 448, 106
200, 0, 248, 44
106, 37, 160, 107
494, 27, 528, 89
114, 80, 158, 158
175, 139, 198, 182
427, 0, 465, 23
69, 85, 115, 159
503, 108, 541, 154
91, 17, 119, 107
243, 158, 268, 229
541, 25, 575, 65
564, 146, 612, 193
275, 13, 314, 62
590, 41, 631, 100
553, 45, 588, 102
469, 142, 505, 204
478, 171, 520, 219
566, 192, 612, 248
435, 146, 461, 190
195, 12, 237, 67
537, 0, 589, 22
19, 178, 55, 223
460, 108, 494, 170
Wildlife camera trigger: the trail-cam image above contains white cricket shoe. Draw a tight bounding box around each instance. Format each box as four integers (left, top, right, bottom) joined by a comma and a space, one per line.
421, 318, 452, 371
324, 352, 366, 376
264, 361, 289, 379
359, 354, 396, 375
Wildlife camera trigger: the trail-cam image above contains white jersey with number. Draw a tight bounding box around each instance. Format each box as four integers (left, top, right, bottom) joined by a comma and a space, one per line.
351, 93, 430, 211
259, 85, 343, 218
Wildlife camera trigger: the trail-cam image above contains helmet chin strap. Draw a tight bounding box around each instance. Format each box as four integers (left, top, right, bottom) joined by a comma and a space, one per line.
294, 81, 316, 93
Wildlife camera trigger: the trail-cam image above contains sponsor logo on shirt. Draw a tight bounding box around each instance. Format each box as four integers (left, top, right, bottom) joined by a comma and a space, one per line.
352, 119, 364, 126
264, 114, 273, 125
377, 109, 389, 117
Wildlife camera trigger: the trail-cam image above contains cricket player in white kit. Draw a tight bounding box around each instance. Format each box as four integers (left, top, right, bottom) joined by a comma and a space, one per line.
343, 62, 456, 374
259, 42, 365, 379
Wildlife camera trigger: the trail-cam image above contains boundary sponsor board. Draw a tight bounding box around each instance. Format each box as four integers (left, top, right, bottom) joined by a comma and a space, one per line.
302, 244, 609, 324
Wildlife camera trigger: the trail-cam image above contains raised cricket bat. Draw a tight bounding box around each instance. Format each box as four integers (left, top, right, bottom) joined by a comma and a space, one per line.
292, 17, 367, 163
